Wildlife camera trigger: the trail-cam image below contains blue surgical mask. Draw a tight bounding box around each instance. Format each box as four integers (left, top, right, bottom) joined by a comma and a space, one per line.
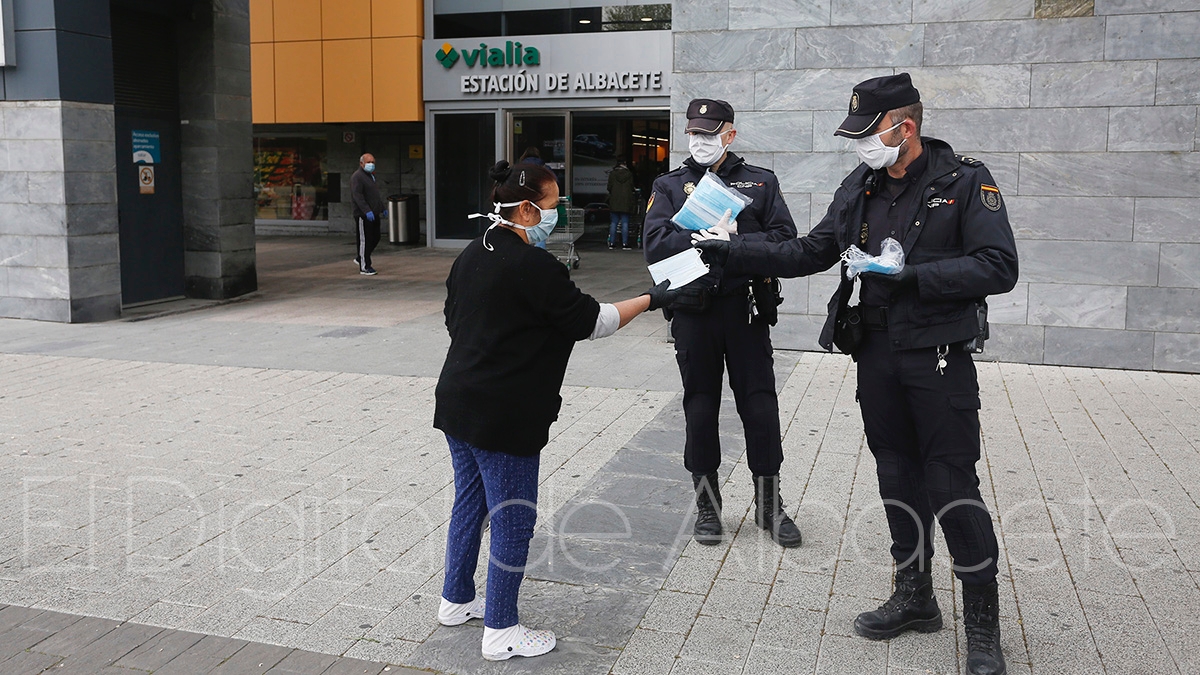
364, 162, 376, 173
524, 205, 558, 244
468, 200, 558, 249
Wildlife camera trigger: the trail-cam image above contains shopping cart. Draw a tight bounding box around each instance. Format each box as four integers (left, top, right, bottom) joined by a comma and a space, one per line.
547, 207, 584, 272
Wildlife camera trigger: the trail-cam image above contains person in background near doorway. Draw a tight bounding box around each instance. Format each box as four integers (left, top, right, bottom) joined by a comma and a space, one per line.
519, 146, 544, 166
607, 157, 635, 250
434, 159, 702, 661
350, 153, 387, 276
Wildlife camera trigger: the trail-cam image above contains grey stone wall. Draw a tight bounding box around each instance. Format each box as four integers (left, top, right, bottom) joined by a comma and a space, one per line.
675, 1, 1200, 372
0, 101, 120, 322
0, 0, 255, 321
178, 0, 257, 300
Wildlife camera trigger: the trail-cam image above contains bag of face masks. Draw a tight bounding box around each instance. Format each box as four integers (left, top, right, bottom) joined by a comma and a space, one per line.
670, 172, 753, 231
841, 237, 905, 279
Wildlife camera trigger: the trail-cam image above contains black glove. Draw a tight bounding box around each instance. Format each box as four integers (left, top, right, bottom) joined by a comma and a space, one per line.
693, 239, 730, 267
665, 273, 719, 313
860, 265, 917, 289
645, 280, 675, 311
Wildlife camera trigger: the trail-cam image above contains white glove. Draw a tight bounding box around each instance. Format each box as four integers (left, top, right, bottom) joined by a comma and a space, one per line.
712, 208, 738, 235
692, 226, 729, 243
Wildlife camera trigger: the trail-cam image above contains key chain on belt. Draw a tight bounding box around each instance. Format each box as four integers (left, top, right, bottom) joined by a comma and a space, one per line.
935, 345, 949, 375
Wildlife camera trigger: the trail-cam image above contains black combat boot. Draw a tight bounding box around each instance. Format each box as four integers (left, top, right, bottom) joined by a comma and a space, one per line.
691, 472, 722, 545
752, 475, 802, 548
963, 582, 1006, 675
854, 568, 942, 640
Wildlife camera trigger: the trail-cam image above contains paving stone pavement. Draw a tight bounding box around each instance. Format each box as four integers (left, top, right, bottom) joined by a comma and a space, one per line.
0, 236, 1198, 674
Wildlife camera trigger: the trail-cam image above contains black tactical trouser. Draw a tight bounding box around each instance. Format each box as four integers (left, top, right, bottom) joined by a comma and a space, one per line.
856, 328, 999, 586
672, 292, 783, 478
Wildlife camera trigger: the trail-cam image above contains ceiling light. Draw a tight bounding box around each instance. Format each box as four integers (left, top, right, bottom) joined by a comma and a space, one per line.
579, 19, 591, 23
640, 16, 653, 21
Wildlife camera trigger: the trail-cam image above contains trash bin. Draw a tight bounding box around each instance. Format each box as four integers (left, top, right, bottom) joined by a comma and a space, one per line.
387, 195, 421, 244
387, 195, 408, 244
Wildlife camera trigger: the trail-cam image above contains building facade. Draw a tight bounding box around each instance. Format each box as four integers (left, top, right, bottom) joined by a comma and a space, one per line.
0, 0, 256, 322
421, 1, 672, 246
673, 0, 1200, 372
249, 0, 425, 238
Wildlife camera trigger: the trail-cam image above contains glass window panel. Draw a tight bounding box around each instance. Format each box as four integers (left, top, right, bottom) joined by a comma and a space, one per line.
253, 136, 329, 221
435, 113, 497, 240
432, 4, 669, 38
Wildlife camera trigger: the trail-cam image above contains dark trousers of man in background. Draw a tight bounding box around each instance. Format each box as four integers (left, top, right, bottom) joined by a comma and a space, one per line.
356, 215, 381, 272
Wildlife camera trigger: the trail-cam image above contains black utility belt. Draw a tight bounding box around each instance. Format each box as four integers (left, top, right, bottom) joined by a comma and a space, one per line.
858, 305, 889, 330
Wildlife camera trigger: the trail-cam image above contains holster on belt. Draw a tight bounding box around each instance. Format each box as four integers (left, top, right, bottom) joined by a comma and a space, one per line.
832, 305, 864, 356
750, 277, 783, 326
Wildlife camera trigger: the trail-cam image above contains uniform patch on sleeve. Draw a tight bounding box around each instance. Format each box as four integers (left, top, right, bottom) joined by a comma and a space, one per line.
646, 192, 655, 211
980, 184, 1002, 212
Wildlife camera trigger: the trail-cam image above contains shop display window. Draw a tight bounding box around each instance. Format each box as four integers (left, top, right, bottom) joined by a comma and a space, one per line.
253, 136, 329, 221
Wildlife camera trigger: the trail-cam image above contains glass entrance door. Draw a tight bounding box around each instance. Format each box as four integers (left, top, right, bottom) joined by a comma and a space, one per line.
510, 113, 567, 198
433, 112, 496, 241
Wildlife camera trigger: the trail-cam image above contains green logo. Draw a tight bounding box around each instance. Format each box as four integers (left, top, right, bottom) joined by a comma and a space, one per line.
434, 41, 540, 70
435, 43, 460, 69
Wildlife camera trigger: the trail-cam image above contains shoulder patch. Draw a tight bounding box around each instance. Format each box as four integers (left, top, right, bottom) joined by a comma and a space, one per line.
646, 191, 655, 212
980, 184, 1002, 212
957, 155, 984, 167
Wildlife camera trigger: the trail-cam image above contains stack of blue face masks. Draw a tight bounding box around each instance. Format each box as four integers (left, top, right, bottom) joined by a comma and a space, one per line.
671, 172, 753, 231
841, 237, 906, 279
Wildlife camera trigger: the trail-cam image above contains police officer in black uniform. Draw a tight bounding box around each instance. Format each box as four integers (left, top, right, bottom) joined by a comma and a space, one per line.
643, 98, 802, 549
694, 75, 1018, 675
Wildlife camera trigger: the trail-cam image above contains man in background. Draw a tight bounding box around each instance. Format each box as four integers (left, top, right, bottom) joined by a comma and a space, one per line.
351, 153, 387, 276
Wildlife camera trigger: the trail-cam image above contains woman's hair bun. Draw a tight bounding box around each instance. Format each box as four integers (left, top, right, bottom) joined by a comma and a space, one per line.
488, 160, 513, 183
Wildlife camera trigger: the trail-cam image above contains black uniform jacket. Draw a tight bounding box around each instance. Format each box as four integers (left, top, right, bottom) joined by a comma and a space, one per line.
726, 138, 1019, 351
644, 152, 797, 295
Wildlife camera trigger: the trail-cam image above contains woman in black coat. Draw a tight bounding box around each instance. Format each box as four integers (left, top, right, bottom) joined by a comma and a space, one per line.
433, 160, 683, 661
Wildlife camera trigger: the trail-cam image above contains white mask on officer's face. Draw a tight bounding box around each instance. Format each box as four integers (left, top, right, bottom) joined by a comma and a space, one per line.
854, 121, 905, 170
688, 132, 729, 167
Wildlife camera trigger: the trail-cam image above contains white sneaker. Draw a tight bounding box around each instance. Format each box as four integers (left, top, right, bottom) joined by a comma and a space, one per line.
481, 624, 556, 661
438, 595, 485, 626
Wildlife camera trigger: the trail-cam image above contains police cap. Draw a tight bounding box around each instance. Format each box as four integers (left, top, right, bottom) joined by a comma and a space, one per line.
835, 73, 921, 139
685, 98, 735, 135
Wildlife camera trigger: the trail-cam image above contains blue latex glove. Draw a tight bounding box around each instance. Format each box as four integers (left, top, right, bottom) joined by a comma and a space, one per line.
382, 209, 389, 219
365, 211, 375, 222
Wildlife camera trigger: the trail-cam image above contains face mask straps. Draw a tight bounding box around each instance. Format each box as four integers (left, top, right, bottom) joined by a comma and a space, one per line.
468, 200, 546, 250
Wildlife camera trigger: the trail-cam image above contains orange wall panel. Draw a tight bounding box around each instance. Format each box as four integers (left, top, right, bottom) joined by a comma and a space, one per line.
323, 39, 374, 123
251, 43, 276, 123
322, 0, 371, 40
274, 41, 324, 123
273, 0, 322, 41
250, 0, 273, 42
372, 37, 422, 122
373, 0, 422, 38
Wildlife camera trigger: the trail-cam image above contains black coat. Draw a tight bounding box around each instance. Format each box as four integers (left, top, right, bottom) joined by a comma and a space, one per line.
434, 227, 601, 456
727, 138, 1019, 351
644, 152, 797, 295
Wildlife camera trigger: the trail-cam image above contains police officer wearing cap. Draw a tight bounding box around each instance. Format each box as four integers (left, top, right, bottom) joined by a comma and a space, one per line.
643, 98, 802, 549
694, 75, 1017, 675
